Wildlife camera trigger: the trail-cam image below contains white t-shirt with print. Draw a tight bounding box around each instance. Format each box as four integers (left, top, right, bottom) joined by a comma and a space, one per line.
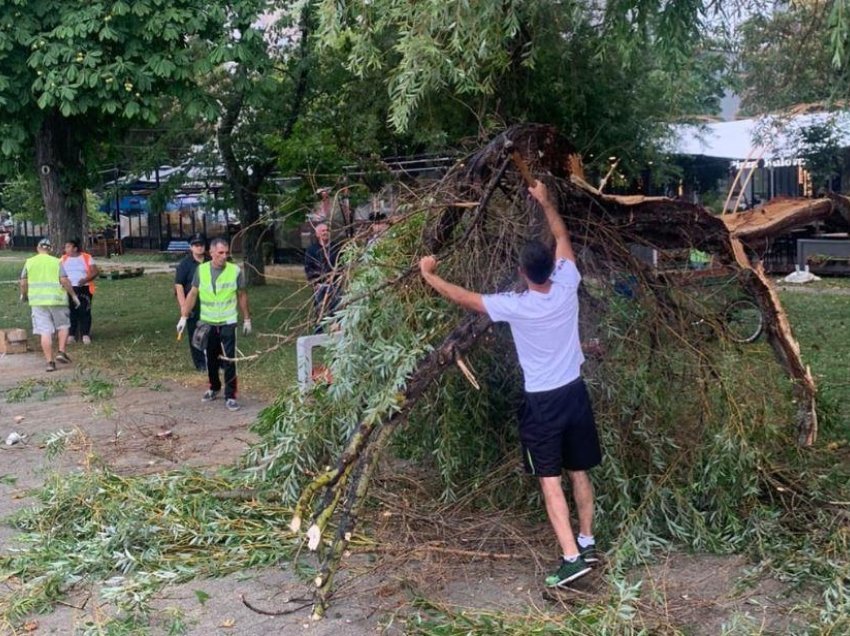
482, 258, 584, 393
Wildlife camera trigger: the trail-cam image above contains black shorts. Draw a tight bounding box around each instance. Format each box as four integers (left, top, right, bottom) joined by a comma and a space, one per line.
520, 377, 601, 477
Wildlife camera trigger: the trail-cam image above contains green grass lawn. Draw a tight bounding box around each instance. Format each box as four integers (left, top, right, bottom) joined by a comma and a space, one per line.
0, 256, 25, 283
0, 258, 313, 399
780, 289, 850, 439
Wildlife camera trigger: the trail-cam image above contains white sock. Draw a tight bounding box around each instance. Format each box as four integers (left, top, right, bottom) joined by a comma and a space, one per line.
577, 534, 595, 548
563, 554, 579, 562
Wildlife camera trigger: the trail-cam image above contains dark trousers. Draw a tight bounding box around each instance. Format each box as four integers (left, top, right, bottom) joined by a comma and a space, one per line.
186, 314, 207, 371
207, 324, 238, 399
69, 286, 93, 338
312, 283, 339, 333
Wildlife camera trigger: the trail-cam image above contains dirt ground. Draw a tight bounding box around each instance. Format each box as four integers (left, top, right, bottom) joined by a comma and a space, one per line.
0, 349, 812, 635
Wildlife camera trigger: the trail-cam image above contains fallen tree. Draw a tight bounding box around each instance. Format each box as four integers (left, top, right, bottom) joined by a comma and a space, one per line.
274, 124, 850, 617
4, 124, 849, 632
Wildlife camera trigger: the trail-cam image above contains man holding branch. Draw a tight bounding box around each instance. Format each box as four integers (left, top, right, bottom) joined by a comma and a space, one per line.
419, 180, 602, 588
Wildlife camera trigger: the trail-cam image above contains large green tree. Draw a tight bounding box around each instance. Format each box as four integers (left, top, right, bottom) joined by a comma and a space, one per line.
736, 2, 850, 115
315, 0, 726, 176
213, 1, 483, 283
0, 0, 256, 247
212, 4, 314, 286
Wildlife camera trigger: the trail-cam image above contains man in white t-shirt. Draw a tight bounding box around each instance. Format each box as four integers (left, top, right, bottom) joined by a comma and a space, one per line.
419, 179, 601, 588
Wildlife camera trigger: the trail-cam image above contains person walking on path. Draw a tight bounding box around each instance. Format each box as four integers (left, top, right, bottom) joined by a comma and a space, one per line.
304, 222, 340, 331
418, 179, 602, 588
61, 239, 100, 344
20, 238, 81, 372
174, 233, 209, 371
177, 237, 251, 411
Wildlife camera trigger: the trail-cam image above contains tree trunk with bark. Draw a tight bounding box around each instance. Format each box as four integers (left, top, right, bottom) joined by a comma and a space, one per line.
216, 93, 270, 287
238, 184, 268, 287
215, 9, 311, 286
34, 111, 87, 249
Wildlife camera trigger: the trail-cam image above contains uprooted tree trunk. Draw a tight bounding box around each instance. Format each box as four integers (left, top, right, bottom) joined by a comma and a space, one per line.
292, 123, 848, 617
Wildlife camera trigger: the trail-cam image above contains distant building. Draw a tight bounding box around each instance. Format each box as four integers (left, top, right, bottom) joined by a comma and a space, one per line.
669, 111, 850, 210
669, 112, 850, 273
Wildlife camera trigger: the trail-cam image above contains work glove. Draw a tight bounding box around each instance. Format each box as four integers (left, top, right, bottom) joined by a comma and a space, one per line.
242, 319, 252, 336
176, 317, 187, 339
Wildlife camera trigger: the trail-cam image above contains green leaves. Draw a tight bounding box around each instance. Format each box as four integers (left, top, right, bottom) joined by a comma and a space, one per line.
0, 0, 267, 152
738, 2, 850, 115
122, 101, 139, 118
313, 0, 725, 179
828, 0, 850, 68
0, 468, 294, 624
317, 0, 529, 132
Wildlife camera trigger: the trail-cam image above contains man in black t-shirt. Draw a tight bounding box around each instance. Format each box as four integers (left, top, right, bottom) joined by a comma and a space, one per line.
174, 234, 209, 370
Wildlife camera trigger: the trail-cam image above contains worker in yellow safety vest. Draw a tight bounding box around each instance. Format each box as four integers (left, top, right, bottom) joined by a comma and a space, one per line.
177, 237, 251, 412
19, 238, 81, 372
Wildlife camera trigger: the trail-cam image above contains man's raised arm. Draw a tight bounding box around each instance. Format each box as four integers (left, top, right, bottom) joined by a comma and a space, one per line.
528, 180, 575, 262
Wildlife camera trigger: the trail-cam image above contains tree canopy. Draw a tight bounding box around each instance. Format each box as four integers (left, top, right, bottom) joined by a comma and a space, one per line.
0, 0, 265, 244
736, 2, 850, 115
10, 0, 850, 245
315, 0, 726, 177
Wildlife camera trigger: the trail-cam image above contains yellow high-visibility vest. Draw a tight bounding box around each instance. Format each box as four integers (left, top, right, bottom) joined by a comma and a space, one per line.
198, 262, 239, 325
25, 253, 66, 306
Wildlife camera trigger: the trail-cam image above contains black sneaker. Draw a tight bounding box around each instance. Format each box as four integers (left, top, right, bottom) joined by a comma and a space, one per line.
55, 351, 71, 364
544, 557, 592, 587
579, 543, 599, 564
201, 390, 218, 402
225, 398, 240, 412
46, 361, 57, 372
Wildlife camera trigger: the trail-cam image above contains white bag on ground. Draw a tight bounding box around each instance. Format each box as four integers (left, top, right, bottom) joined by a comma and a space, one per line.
783, 265, 821, 284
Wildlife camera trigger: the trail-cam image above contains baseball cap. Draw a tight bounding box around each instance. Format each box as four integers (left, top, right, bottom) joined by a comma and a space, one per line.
38, 238, 51, 248
188, 233, 206, 245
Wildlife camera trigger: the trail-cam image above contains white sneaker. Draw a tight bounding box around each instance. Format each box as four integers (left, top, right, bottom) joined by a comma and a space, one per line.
82, 335, 91, 344
201, 390, 218, 402
67, 336, 76, 343
225, 398, 240, 412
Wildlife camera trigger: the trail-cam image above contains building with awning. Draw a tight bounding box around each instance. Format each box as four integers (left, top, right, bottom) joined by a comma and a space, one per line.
669, 111, 850, 209
669, 111, 850, 272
